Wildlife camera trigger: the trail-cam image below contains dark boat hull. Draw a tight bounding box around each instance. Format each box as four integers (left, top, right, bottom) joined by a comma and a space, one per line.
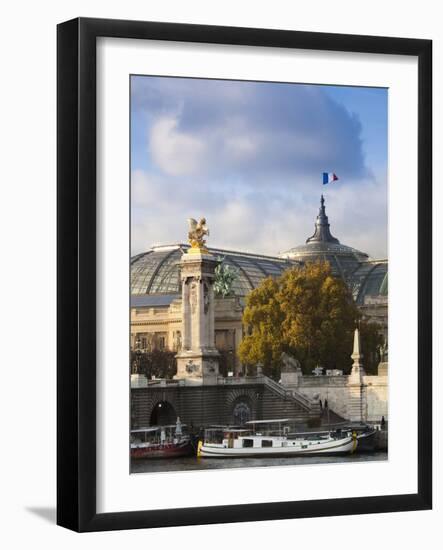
131, 440, 193, 459
356, 430, 377, 452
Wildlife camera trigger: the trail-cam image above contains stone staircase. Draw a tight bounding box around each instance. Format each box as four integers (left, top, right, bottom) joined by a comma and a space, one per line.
259, 376, 320, 422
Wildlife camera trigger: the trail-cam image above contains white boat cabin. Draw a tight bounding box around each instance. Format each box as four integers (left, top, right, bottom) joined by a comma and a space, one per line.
203, 419, 336, 450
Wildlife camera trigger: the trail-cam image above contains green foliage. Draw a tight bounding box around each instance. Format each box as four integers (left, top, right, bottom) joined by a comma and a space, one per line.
131, 349, 177, 379
239, 276, 285, 380
239, 261, 365, 376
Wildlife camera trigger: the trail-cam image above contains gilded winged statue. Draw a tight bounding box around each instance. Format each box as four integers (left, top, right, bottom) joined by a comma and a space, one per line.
187, 217, 209, 250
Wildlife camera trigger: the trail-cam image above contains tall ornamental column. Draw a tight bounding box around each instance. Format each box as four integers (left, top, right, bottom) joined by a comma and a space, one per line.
175, 218, 220, 384
347, 327, 367, 422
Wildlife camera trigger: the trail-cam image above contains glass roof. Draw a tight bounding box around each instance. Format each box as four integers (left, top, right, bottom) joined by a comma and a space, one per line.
280, 242, 368, 279
131, 244, 298, 297
348, 261, 388, 304
131, 197, 387, 303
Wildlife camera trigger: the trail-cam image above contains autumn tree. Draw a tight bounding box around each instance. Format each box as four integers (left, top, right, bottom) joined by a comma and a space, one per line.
239, 261, 368, 377
238, 276, 286, 379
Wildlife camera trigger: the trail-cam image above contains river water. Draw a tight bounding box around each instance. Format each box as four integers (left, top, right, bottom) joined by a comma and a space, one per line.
131, 451, 388, 474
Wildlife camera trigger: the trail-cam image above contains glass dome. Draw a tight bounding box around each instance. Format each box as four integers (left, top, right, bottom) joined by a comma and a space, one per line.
280, 195, 369, 279
131, 244, 299, 297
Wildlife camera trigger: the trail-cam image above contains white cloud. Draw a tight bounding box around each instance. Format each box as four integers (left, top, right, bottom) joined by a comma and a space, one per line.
149, 116, 206, 176
131, 169, 387, 259
131, 77, 387, 258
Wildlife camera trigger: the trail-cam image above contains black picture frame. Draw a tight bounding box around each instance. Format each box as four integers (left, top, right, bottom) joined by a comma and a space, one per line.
57, 17, 432, 532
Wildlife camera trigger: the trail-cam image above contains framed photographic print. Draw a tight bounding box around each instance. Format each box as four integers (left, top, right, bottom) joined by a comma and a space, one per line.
57, 18, 432, 532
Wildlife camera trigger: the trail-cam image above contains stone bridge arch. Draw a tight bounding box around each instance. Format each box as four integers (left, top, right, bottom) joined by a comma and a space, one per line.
150, 400, 177, 425
144, 388, 180, 426
225, 388, 259, 425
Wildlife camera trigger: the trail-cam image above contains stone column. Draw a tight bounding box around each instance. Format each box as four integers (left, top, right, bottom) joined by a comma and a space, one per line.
349, 327, 365, 380
347, 327, 367, 422
182, 279, 191, 350
175, 248, 220, 384
207, 283, 216, 349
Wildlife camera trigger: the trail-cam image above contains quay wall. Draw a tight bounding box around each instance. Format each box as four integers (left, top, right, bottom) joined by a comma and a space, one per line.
297, 376, 349, 418
282, 363, 388, 423
131, 362, 387, 429
363, 372, 388, 423
131, 381, 319, 430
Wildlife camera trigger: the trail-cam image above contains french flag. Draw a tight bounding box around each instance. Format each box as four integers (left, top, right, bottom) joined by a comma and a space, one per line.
323, 172, 339, 185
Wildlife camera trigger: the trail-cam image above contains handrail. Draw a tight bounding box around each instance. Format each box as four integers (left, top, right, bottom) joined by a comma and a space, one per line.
262, 376, 313, 410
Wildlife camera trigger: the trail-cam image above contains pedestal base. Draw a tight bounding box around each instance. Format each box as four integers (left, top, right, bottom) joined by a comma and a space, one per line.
130, 373, 148, 388
377, 361, 388, 377
175, 349, 220, 384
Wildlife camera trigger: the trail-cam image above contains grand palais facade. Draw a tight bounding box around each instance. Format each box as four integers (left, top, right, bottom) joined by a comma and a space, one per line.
130, 196, 388, 374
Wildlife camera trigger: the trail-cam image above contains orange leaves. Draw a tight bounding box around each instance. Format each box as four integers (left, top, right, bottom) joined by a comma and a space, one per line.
239, 260, 360, 375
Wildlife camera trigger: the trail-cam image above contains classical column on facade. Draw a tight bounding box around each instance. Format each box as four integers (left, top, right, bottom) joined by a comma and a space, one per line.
347, 327, 367, 422
234, 326, 243, 375
175, 218, 220, 384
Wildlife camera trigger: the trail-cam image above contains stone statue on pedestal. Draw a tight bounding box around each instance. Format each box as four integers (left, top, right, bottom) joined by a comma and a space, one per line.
280, 352, 302, 387
377, 342, 388, 376
175, 217, 220, 384
378, 342, 388, 362
187, 217, 210, 252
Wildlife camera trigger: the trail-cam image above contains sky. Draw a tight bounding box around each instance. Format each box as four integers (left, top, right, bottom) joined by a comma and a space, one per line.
131, 76, 387, 259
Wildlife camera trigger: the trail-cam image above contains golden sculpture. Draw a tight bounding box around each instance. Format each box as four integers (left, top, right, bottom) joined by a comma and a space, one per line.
187, 217, 209, 252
